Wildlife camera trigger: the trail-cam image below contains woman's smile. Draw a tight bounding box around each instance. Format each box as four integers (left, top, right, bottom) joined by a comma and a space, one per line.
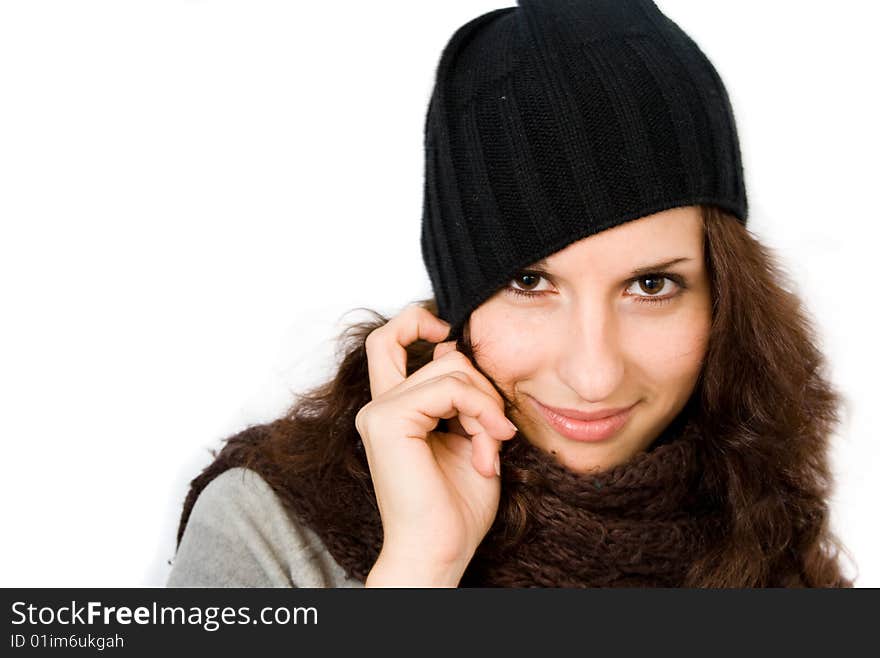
527, 395, 639, 442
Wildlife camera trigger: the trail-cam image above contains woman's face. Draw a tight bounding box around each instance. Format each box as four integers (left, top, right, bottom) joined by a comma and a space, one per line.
469, 205, 711, 474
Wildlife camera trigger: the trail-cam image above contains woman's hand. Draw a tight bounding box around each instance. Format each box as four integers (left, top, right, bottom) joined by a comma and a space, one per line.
355, 304, 518, 586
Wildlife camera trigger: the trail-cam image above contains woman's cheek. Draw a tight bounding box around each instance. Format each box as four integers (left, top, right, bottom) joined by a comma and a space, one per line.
624, 308, 709, 380
472, 310, 545, 382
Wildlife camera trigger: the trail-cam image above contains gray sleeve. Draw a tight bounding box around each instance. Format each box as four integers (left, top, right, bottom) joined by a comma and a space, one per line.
166, 467, 364, 588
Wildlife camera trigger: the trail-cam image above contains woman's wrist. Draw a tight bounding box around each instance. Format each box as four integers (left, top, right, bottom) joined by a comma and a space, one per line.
365, 548, 469, 588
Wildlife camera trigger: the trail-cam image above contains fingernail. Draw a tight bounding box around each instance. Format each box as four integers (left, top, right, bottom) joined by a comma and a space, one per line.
494, 454, 501, 477
506, 419, 518, 433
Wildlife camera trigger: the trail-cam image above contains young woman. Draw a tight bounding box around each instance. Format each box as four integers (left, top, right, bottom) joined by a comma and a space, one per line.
166, 0, 855, 587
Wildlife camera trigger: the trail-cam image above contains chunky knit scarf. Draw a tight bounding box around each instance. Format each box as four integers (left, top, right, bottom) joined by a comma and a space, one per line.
176, 409, 728, 587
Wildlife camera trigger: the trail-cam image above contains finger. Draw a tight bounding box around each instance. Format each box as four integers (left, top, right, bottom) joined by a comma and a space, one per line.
456, 411, 492, 443
414, 349, 507, 415
396, 373, 517, 446
366, 304, 451, 399
472, 432, 502, 479
376, 336, 512, 440
432, 340, 457, 361
455, 412, 503, 478
390, 352, 511, 441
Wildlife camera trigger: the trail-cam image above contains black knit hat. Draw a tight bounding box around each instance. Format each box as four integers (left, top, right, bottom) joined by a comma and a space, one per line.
420, 0, 748, 340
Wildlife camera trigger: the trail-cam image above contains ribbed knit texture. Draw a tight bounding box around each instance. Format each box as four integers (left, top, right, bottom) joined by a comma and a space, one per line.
421, 0, 748, 339
175, 406, 727, 587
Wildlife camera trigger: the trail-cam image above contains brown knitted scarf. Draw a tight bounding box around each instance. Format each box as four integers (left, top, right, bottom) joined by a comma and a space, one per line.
176, 410, 728, 587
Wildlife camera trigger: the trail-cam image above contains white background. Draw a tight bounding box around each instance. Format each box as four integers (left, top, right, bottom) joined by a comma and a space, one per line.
1, 1, 877, 587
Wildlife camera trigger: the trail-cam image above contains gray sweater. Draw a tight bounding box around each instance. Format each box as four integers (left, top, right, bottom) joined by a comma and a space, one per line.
166, 467, 364, 588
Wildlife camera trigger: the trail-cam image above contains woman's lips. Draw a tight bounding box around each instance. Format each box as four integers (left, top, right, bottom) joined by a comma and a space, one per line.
529, 397, 637, 442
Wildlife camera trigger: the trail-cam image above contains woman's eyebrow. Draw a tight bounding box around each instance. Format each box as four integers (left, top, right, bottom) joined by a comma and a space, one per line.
528, 257, 693, 277
628, 257, 693, 276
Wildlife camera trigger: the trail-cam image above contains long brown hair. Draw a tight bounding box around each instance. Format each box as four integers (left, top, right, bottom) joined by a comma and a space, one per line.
177, 205, 856, 587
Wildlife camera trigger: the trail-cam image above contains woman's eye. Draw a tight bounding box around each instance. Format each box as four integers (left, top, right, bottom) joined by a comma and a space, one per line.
508, 271, 549, 295
504, 272, 546, 297
627, 275, 676, 297
625, 274, 686, 305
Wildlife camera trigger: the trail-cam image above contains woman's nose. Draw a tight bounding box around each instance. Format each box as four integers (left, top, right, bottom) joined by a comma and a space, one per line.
554, 306, 625, 403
